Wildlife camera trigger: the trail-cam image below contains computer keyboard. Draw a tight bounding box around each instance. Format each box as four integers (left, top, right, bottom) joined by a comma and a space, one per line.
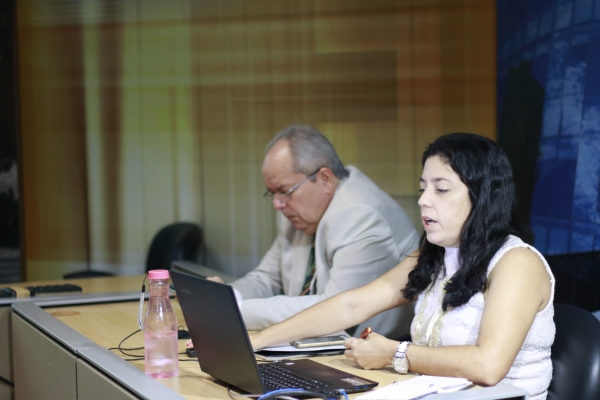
0, 284, 82, 298
259, 364, 329, 390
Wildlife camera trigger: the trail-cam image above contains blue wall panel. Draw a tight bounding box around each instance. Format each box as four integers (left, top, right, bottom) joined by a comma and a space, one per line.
498, 0, 600, 255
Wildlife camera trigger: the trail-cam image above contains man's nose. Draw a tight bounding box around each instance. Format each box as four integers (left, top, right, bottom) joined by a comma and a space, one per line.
272, 196, 286, 210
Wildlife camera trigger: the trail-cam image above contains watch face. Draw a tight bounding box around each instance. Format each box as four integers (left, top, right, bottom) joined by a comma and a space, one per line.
393, 357, 408, 374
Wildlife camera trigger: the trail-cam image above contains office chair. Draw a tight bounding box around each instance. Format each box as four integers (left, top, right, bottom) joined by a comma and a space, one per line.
63, 270, 114, 279
547, 303, 600, 400
145, 222, 202, 272
544, 251, 600, 312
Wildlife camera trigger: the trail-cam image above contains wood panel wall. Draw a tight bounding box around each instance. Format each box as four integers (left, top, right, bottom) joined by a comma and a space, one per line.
17, 0, 496, 280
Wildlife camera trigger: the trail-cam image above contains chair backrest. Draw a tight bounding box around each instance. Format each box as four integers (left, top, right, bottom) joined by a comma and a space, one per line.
63, 270, 114, 279
544, 251, 600, 312
145, 222, 203, 272
547, 303, 600, 400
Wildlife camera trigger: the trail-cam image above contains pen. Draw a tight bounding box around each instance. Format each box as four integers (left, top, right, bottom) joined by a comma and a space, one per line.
359, 326, 372, 339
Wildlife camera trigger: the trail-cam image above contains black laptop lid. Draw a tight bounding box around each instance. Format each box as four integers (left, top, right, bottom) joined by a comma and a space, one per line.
171, 271, 265, 394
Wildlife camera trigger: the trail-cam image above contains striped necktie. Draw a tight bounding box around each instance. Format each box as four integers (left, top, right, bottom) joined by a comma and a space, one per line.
300, 236, 316, 295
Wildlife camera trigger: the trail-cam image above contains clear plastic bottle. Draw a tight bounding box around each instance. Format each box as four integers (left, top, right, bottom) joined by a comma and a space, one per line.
144, 269, 179, 378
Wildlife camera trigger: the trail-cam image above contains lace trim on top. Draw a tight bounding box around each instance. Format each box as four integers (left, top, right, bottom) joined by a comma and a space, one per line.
412, 277, 450, 347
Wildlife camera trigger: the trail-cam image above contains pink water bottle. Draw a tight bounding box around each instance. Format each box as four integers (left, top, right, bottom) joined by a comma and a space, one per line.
144, 269, 179, 378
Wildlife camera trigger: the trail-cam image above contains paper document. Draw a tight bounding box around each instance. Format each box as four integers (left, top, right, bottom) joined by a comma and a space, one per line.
356, 376, 472, 400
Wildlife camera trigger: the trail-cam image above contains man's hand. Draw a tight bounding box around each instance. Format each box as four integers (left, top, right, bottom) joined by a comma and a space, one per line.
343, 332, 397, 370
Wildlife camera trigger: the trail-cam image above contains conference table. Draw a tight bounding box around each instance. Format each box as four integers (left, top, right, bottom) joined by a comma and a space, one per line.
46, 299, 405, 399
0, 267, 528, 400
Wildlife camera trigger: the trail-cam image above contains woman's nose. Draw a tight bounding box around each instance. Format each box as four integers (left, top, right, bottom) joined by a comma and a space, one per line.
418, 190, 429, 207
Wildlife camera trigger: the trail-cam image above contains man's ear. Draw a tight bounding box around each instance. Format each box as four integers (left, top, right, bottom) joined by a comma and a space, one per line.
317, 168, 338, 194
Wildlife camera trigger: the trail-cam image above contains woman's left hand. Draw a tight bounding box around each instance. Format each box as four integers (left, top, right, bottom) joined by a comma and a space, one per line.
343, 332, 398, 370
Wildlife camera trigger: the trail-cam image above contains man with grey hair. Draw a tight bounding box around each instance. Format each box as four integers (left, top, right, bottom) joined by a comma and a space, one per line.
221, 125, 419, 338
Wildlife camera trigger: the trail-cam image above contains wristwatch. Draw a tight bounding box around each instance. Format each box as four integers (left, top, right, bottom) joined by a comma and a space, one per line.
392, 341, 411, 374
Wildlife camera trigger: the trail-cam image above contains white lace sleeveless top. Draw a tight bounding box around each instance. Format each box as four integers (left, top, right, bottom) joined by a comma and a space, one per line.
410, 235, 555, 400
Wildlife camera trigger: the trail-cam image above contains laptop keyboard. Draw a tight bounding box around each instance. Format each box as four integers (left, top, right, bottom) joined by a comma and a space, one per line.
259, 364, 330, 390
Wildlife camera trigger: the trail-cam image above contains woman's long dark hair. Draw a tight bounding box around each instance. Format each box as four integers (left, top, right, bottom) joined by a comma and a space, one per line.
402, 133, 530, 310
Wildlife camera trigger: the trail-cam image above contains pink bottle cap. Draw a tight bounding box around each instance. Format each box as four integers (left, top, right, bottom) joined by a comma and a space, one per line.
148, 269, 170, 280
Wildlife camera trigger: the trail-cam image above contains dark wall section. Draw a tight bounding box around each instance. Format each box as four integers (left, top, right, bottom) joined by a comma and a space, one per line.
498, 60, 545, 228
0, 0, 21, 282
498, 0, 600, 255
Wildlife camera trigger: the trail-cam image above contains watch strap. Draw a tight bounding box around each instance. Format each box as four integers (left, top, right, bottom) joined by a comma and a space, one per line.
393, 341, 411, 374
394, 341, 411, 358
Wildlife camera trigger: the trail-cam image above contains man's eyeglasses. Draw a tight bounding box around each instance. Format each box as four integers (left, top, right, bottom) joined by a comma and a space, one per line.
264, 168, 322, 203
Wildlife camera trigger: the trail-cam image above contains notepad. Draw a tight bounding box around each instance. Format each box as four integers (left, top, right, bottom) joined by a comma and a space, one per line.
255, 332, 348, 361
254, 348, 345, 361
258, 343, 346, 352
356, 376, 472, 400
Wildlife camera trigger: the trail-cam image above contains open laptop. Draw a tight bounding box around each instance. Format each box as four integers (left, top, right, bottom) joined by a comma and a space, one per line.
171, 261, 237, 283
170, 270, 378, 396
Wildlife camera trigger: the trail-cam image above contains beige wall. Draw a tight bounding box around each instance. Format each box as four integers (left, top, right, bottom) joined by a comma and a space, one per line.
17, 0, 496, 280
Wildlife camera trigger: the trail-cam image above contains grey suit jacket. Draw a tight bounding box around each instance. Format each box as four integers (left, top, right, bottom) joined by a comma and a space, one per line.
231, 166, 420, 337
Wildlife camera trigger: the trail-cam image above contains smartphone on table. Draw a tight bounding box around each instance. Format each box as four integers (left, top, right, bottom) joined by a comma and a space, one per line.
290, 335, 347, 349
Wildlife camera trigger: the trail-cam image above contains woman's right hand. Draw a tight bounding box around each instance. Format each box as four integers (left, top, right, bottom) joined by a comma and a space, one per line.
343, 332, 397, 370
249, 332, 263, 350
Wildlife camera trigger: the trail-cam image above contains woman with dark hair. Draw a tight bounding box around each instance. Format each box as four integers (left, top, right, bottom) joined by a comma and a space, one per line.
251, 133, 555, 399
